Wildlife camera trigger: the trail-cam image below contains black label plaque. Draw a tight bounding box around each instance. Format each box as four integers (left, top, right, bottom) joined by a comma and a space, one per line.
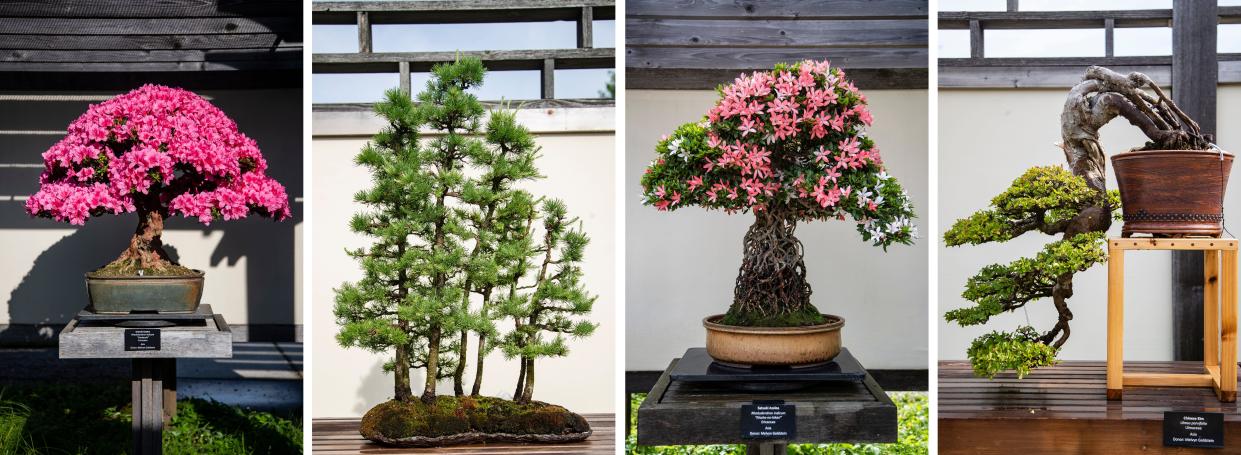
1164, 411, 1223, 448
740, 400, 795, 440
124, 329, 161, 351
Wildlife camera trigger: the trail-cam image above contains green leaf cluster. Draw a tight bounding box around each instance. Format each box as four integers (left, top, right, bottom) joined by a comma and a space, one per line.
966, 327, 1059, 379
944, 166, 1117, 379
944, 166, 1118, 246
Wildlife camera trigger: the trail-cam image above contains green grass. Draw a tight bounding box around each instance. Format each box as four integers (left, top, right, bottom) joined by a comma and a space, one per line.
0, 383, 301, 454
626, 392, 927, 455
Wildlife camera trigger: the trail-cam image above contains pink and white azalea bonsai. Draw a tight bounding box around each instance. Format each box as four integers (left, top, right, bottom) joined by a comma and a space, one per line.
640, 59, 916, 327
25, 84, 290, 276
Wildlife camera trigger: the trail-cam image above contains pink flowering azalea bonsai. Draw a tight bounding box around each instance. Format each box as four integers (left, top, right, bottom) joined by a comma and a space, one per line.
640, 59, 916, 328
25, 84, 290, 277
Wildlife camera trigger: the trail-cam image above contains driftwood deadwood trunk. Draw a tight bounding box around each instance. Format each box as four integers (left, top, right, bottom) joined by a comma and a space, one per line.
1045, 65, 1214, 347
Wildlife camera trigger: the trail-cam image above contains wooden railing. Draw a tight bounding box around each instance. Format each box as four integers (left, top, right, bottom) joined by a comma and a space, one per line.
625, 0, 928, 90
939, 5, 1241, 87
312, 0, 616, 100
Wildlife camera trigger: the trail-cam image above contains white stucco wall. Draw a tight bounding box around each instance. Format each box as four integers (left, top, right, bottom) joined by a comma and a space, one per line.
310, 107, 616, 417
625, 90, 930, 372
938, 86, 1241, 362
0, 90, 303, 333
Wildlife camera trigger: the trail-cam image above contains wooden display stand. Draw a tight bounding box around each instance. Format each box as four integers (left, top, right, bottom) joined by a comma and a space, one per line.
1107, 238, 1238, 401
59, 304, 232, 455
637, 352, 896, 455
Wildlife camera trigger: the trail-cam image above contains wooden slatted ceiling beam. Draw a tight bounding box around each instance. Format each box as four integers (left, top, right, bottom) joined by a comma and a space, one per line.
942, 7, 1241, 29
312, 1, 615, 25
313, 48, 614, 73
0, 0, 300, 18
627, 0, 927, 19
626, 19, 928, 48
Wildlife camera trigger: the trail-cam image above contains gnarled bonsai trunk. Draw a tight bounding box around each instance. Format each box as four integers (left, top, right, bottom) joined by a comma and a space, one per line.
725, 207, 817, 326
107, 195, 174, 274
421, 326, 441, 404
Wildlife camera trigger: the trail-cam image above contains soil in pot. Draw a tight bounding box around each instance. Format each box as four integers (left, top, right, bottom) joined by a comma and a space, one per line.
359, 395, 592, 447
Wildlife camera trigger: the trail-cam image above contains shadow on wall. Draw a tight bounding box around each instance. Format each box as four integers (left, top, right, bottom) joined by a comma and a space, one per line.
0, 89, 303, 343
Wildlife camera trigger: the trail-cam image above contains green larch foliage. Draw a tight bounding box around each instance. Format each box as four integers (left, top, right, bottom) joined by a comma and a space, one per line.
336, 57, 597, 406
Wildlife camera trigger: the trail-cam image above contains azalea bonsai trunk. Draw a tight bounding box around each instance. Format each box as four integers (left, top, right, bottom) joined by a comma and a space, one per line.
108, 195, 176, 274
724, 207, 821, 327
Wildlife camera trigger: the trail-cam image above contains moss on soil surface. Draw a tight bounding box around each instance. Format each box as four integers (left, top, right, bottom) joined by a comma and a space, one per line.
721, 305, 827, 327
91, 260, 200, 278
360, 396, 590, 442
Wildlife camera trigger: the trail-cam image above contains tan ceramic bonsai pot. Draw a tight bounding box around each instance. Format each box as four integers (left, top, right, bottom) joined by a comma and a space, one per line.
703, 314, 844, 366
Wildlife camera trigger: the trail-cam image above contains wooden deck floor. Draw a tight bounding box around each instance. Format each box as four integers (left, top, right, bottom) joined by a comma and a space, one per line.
940, 360, 1241, 454
312, 413, 615, 454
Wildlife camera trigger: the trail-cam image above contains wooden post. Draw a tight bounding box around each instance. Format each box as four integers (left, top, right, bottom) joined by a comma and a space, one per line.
1006, 0, 1018, 12
1104, 18, 1115, 58
577, 6, 593, 49
132, 359, 163, 454
399, 61, 411, 96
747, 442, 786, 455
541, 58, 555, 99
969, 20, 984, 59
1107, 243, 1124, 400
1206, 250, 1220, 368
1170, 0, 1218, 363
1222, 249, 1238, 402
162, 359, 176, 424
357, 11, 372, 53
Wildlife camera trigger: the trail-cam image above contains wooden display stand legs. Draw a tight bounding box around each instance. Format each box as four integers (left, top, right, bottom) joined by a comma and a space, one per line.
1107, 238, 1238, 402
132, 358, 177, 454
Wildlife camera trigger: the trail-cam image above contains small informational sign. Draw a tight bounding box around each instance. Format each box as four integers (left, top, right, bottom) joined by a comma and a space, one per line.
740, 400, 796, 440
1164, 411, 1224, 448
124, 329, 161, 351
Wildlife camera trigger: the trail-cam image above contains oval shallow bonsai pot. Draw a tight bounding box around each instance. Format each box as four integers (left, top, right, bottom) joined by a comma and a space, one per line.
703, 314, 844, 367
85, 270, 205, 314
1112, 149, 1233, 237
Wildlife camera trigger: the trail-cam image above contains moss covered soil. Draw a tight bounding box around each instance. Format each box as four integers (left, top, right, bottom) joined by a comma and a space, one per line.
91, 261, 200, 278
360, 395, 590, 444
720, 305, 827, 327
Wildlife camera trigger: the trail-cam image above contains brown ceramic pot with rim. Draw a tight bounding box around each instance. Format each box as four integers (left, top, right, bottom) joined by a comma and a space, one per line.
703, 314, 843, 367
1112, 149, 1233, 237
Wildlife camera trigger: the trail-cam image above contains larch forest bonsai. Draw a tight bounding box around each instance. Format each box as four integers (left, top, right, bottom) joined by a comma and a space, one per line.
24, 85, 290, 312
334, 57, 598, 447
945, 66, 1217, 378
640, 59, 917, 329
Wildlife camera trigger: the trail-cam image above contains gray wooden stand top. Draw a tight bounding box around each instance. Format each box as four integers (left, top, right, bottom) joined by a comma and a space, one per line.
637, 353, 897, 447
59, 304, 232, 359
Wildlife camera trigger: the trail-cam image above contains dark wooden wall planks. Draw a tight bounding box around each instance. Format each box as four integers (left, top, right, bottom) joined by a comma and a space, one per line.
626, 0, 929, 90
0, 0, 302, 90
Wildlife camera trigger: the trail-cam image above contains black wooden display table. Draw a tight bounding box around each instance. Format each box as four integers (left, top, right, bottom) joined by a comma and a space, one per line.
637, 348, 897, 455
59, 304, 232, 455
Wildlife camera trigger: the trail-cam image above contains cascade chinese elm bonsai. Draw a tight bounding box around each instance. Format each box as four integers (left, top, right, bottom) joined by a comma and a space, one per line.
24, 85, 290, 313
945, 66, 1220, 378
640, 59, 916, 365
334, 57, 597, 447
